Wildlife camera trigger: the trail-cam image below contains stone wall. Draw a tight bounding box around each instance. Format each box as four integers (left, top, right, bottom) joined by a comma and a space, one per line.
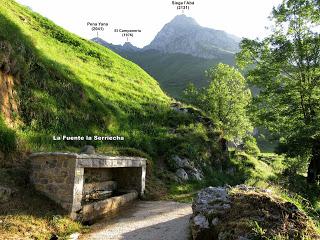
29, 153, 78, 212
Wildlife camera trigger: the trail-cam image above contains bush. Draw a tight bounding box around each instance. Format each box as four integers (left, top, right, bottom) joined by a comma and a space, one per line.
282, 156, 309, 175
0, 117, 17, 154
244, 135, 260, 156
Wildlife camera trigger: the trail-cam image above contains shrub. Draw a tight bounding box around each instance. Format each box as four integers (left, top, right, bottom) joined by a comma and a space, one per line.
244, 135, 260, 156
282, 156, 309, 175
0, 117, 17, 154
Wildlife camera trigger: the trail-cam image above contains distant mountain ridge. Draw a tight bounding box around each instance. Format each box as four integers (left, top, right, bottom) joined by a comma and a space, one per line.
92, 38, 140, 52
92, 14, 240, 97
143, 14, 240, 59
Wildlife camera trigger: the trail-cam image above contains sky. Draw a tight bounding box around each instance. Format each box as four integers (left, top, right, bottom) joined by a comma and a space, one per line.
16, 0, 283, 48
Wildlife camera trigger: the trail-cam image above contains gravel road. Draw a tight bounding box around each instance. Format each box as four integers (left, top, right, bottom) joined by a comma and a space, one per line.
80, 201, 192, 240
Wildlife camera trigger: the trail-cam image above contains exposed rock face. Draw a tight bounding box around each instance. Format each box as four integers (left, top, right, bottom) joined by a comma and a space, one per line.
176, 168, 189, 182
0, 72, 19, 126
191, 185, 320, 240
172, 155, 194, 170
144, 14, 240, 59
93, 15, 240, 60
172, 155, 203, 182
187, 169, 203, 181
191, 186, 231, 239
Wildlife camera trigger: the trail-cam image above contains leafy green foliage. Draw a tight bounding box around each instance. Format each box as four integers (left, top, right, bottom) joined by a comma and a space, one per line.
244, 135, 261, 156
251, 221, 267, 239
282, 155, 309, 175
183, 63, 252, 140
0, 116, 16, 154
237, 0, 320, 165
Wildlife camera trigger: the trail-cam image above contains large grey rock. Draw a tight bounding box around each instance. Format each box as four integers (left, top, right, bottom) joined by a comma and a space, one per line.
191, 213, 213, 240
191, 186, 232, 240
192, 186, 231, 215
0, 186, 15, 203
172, 156, 203, 181
191, 185, 319, 240
176, 168, 189, 182
171, 155, 199, 171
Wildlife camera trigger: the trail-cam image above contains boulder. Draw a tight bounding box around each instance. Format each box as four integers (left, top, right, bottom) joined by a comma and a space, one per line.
191, 185, 320, 240
176, 168, 189, 182
171, 155, 203, 181
191, 214, 212, 240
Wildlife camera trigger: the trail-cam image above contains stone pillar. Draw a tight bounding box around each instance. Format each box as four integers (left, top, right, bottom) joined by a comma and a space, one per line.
141, 164, 146, 196
71, 167, 84, 219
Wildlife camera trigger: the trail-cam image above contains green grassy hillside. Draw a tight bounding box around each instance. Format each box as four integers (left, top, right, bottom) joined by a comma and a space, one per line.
0, 0, 176, 156
115, 49, 235, 98
0, 0, 222, 171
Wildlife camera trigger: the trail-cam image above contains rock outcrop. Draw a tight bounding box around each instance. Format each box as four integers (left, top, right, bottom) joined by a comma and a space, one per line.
171, 155, 203, 182
191, 185, 320, 240
0, 72, 19, 126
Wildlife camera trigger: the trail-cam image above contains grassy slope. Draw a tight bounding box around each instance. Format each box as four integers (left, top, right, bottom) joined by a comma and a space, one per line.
108, 49, 235, 98
0, 0, 172, 155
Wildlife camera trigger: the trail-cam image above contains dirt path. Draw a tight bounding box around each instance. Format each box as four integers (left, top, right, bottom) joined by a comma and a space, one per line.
80, 201, 192, 240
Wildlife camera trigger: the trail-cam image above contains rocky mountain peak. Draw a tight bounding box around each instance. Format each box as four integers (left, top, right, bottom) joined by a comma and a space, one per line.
169, 14, 199, 27
92, 37, 108, 45
122, 42, 139, 51
143, 15, 240, 59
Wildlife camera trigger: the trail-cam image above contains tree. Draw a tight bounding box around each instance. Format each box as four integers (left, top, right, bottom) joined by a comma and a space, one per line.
183, 63, 252, 140
237, 0, 320, 182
